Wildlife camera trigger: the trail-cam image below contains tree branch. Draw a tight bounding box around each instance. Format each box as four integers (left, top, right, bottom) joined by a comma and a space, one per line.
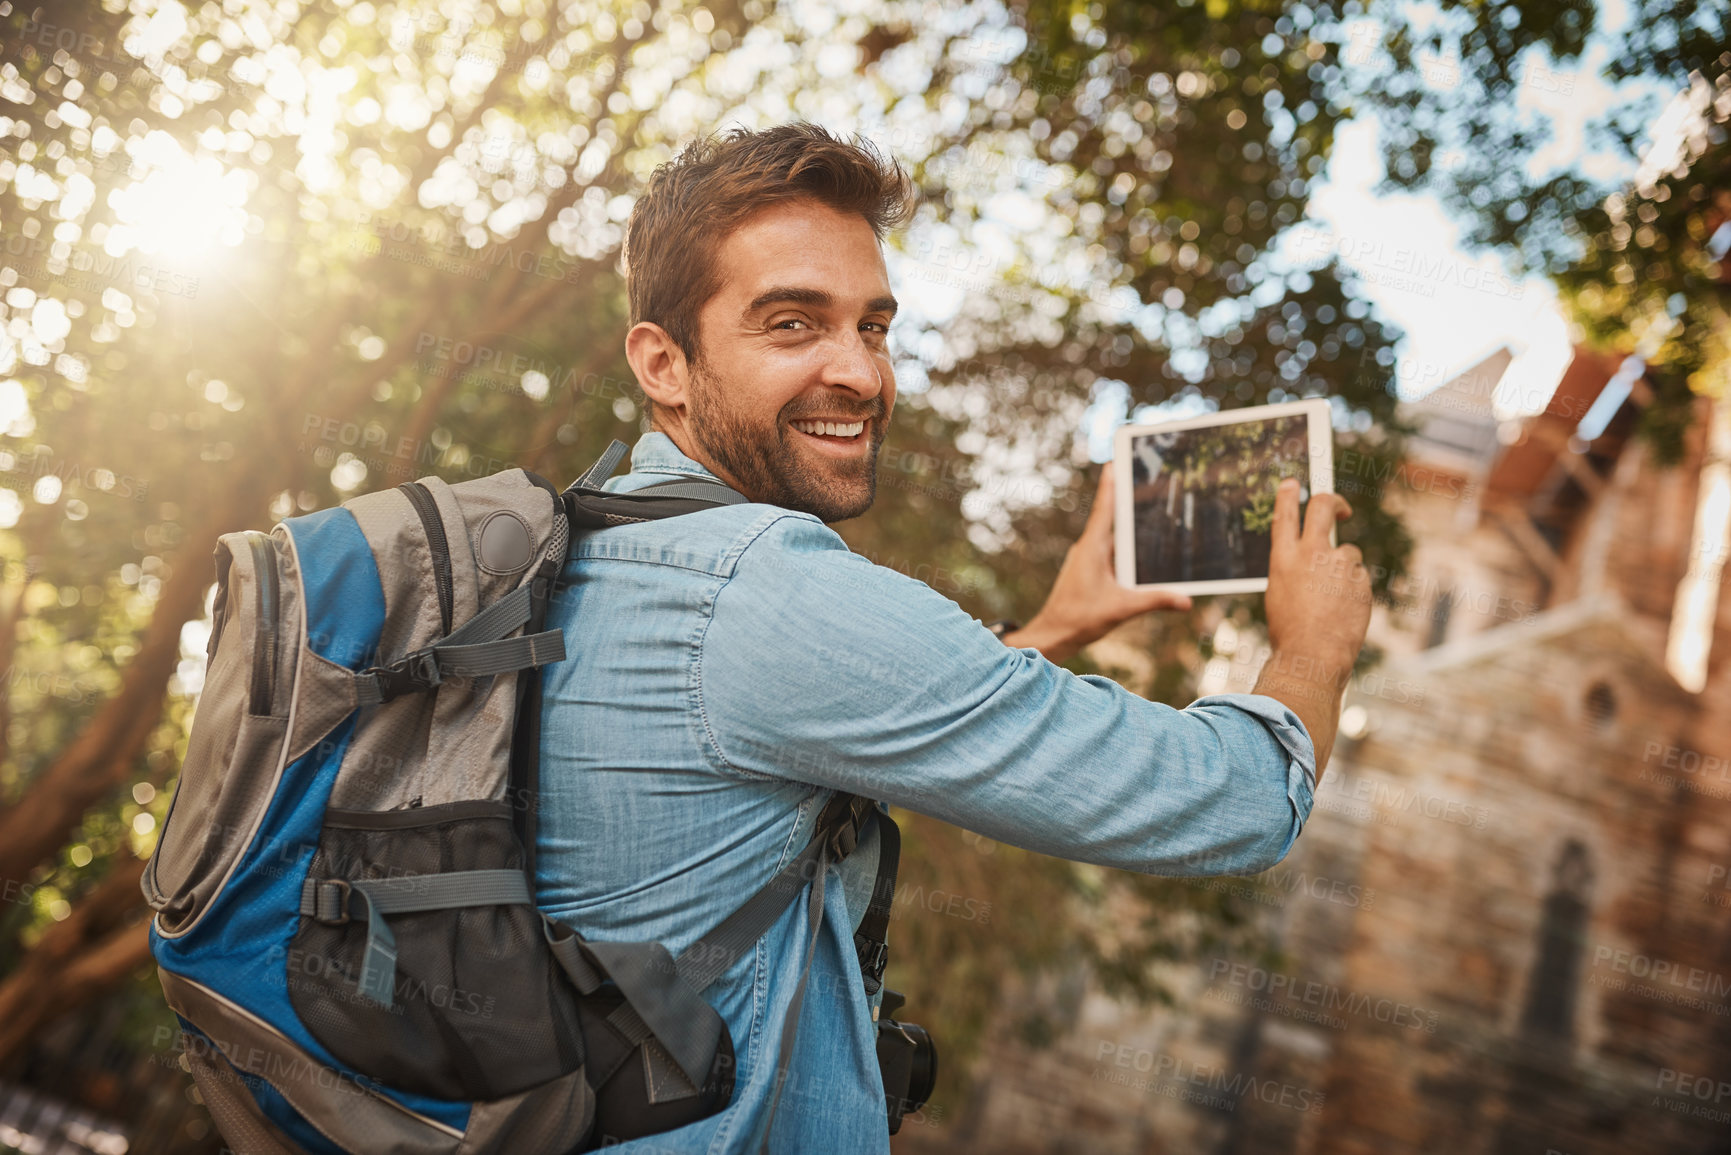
0, 856, 149, 1063
0, 483, 260, 887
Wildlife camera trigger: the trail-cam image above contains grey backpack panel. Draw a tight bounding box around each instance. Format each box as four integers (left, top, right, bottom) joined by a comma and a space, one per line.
331, 472, 563, 813
144, 528, 302, 938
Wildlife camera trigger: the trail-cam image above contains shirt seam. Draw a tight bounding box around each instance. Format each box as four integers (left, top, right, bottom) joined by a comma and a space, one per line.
565, 549, 737, 578
690, 512, 832, 780
620, 451, 720, 480
571, 506, 821, 577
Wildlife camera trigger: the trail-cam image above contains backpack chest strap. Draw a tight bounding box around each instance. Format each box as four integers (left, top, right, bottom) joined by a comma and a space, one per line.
354, 583, 566, 705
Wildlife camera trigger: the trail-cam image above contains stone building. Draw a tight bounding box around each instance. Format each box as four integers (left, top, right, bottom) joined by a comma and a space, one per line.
902, 349, 1731, 1154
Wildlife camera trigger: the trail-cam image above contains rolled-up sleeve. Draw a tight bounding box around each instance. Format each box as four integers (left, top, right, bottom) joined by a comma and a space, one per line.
698, 515, 1317, 876
1178, 693, 1316, 869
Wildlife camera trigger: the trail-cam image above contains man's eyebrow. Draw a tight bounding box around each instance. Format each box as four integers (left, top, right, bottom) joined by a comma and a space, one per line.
744, 286, 900, 320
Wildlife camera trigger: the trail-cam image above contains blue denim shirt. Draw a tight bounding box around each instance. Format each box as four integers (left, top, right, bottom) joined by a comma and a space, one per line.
535, 433, 1316, 1153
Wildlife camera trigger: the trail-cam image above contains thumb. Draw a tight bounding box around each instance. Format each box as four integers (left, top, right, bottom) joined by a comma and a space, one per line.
1083, 461, 1116, 542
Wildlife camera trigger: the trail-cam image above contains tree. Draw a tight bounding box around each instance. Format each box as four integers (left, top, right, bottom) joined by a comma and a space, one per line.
0, 0, 1422, 1140
1348, 0, 1730, 458
0, 0, 793, 1070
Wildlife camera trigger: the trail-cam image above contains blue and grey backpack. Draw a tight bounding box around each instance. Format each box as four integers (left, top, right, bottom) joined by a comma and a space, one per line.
142, 441, 898, 1153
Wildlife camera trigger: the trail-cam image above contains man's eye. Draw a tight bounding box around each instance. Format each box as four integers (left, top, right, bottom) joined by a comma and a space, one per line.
773, 318, 809, 330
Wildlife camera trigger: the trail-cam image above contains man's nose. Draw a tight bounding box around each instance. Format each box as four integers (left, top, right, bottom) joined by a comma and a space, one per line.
822, 331, 886, 399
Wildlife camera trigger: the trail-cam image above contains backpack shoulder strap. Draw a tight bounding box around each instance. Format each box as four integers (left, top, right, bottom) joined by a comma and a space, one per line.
674, 793, 873, 991
629, 477, 749, 504
561, 440, 749, 528
853, 806, 899, 998
573, 438, 629, 488
540, 793, 874, 1097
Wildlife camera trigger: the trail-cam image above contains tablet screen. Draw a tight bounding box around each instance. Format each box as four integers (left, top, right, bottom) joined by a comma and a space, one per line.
1126, 414, 1312, 586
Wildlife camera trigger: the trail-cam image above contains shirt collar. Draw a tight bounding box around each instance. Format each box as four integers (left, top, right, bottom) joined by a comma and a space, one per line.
625, 431, 722, 481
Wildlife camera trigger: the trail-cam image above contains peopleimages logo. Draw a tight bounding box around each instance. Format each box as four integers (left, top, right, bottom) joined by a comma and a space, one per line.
1642, 742, 1730, 781
1654, 1067, 1731, 1124
1206, 959, 1441, 1034
892, 882, 992, 925
1289, 226, 1526, 300
1590, 946, 1731, 999
1091, 1042, 1326, 1114
0, 449, 149, 502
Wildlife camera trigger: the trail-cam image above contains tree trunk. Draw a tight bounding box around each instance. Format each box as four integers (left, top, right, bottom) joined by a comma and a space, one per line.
0, 856, 150, 1064
0, 493, 250, 889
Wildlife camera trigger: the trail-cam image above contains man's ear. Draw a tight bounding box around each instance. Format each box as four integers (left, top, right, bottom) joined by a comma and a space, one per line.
625, 321, 690, 417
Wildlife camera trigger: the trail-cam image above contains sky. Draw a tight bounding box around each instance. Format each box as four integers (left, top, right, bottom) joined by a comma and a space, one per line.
1291, 0, 1651, 419
1296, 116, 1580, 418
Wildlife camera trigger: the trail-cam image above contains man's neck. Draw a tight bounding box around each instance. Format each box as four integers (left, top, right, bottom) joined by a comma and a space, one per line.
649, 420, 749, 494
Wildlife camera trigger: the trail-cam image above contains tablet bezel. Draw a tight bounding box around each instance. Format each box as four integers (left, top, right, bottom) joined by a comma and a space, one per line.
1112, 398, 1335, 595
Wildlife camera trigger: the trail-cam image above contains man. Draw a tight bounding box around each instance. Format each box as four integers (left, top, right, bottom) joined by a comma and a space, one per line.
535, 124, 1371, 1152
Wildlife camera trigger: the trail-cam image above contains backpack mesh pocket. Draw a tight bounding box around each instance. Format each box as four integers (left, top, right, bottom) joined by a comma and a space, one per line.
287, 800, 584, 1100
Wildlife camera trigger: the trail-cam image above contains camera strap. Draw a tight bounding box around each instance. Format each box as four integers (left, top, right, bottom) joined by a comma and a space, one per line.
854, 808, 899, 998
740, 793, 872, 1153
757, 802, 902, 1151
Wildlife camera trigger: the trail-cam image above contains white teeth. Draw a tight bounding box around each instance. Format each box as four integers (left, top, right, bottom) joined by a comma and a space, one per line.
792, 419, 865, 438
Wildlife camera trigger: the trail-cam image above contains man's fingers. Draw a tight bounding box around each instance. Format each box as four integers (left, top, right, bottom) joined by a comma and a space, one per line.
1132, 588, 1193, 614
1271, 477, 1301, 553
1304, 492, 1352, 546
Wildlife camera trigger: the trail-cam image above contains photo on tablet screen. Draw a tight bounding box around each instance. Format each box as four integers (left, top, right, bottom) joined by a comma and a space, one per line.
1128, 415, 1311, 585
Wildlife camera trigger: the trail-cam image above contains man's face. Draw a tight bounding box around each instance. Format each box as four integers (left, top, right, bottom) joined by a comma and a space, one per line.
681, 198, 898, 522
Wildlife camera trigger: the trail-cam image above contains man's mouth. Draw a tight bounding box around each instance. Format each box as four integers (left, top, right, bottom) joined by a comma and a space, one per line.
788, 418, 867, 444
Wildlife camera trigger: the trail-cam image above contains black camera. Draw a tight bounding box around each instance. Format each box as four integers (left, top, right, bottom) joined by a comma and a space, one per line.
875, 988, 937, 1134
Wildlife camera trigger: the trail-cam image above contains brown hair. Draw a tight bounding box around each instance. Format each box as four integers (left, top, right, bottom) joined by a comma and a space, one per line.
625, 123, 914, 364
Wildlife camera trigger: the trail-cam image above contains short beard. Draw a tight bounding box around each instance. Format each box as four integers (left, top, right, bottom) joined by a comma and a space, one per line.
685, 360, 886, 523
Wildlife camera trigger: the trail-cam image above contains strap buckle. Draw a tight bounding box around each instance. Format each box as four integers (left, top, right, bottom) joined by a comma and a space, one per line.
819, 794, 872, 859
358, 647, 441, 703
855, 933, 888, 984
311, 879, 353, 926
827, 820, 859, 859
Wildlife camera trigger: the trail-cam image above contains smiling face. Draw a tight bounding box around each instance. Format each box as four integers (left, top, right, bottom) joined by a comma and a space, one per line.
629, 198, 898, 522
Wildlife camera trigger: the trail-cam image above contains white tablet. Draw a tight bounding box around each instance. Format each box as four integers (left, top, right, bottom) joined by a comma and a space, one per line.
1113, 398, 1334, 595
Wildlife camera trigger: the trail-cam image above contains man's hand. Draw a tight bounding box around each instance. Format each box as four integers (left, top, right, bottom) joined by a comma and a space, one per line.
1253, 477, 1372, 778
1004, 461, 1192, 664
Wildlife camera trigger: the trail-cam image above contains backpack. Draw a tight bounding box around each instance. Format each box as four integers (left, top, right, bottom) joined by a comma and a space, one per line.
142, 440, 899, 1154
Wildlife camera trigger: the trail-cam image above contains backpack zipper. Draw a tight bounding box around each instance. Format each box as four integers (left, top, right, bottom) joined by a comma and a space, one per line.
244, 531, 278, 715
399, 482, 454, 634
